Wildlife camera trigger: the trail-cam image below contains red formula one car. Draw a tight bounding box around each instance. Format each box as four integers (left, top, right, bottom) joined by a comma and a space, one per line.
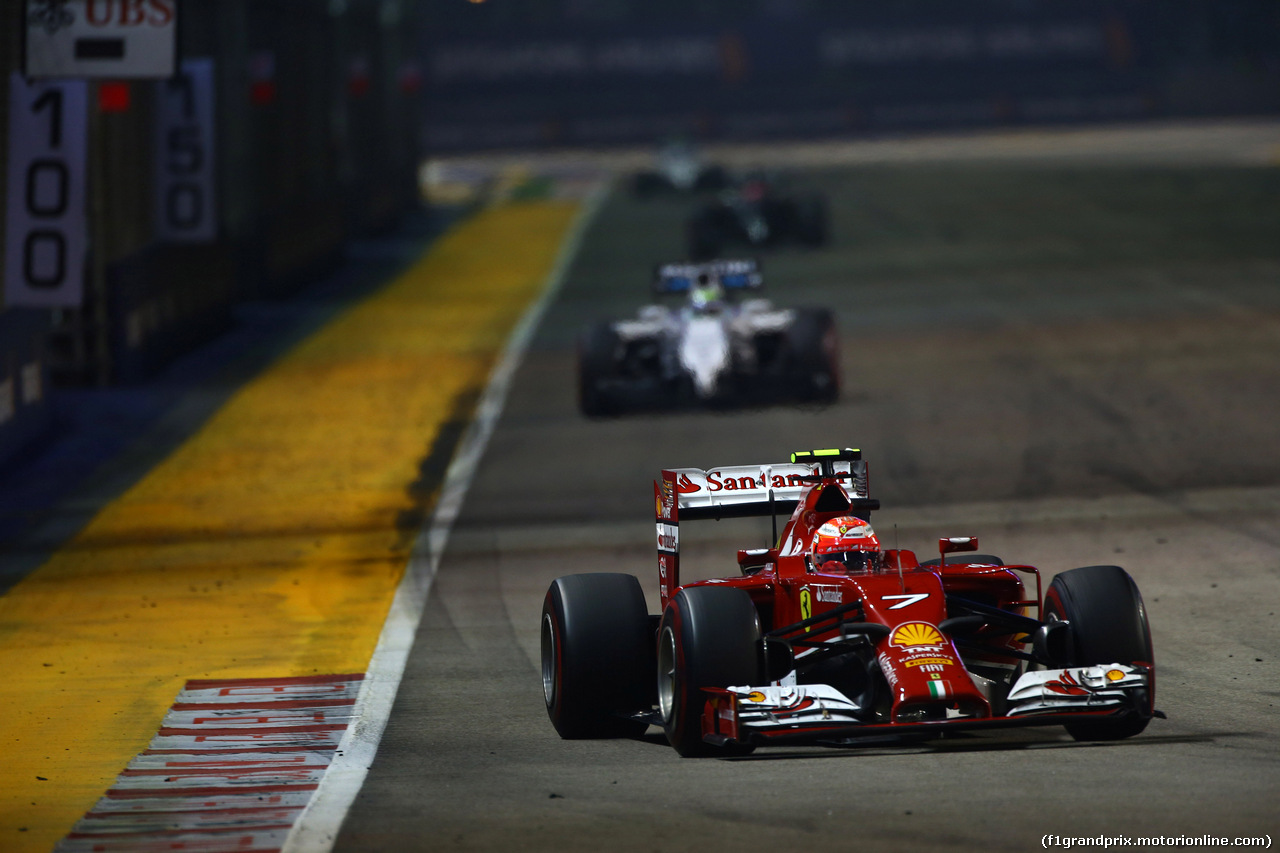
541, 448, 1159, 756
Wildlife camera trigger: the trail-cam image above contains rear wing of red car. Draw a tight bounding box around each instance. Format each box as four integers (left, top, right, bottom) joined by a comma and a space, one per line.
654, 449, 873, 607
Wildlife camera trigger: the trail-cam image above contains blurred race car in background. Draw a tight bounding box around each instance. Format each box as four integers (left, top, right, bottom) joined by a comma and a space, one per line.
577, 259, 839, 416
687, 173, 828, 259
631, 138, 730, 197
541, 448, 1160, 756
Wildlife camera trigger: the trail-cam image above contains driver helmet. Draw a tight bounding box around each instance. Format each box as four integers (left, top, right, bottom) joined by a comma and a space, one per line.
690, 271, 724, 313
811, 517, 882, 573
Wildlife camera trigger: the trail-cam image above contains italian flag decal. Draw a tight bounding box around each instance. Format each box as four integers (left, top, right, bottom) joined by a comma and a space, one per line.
928, 680, 950, 699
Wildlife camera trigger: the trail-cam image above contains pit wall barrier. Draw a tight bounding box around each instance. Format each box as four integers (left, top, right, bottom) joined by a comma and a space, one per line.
104, 241, 239, 386
0, 308, 52, 469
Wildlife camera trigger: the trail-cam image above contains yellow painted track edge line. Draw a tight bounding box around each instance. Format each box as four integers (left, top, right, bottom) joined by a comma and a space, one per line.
281, 182, 610, 853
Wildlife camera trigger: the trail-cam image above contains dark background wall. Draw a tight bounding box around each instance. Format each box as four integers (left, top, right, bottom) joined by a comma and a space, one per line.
417, 0, 1280, 150
0, 0, 426, 468
1, 0, 1277, 470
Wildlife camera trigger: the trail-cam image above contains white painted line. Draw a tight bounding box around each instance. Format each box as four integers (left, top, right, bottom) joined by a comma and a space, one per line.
282, 186, 609, 853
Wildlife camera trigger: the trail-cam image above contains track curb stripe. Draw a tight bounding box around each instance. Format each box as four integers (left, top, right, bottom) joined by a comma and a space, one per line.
54, 674, 364, 852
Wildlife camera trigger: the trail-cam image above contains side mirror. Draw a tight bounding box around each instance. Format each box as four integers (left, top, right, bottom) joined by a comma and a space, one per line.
938, 536, 978, 564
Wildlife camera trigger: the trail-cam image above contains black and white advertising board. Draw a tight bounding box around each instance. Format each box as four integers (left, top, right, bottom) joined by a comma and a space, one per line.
25, 0, 177, 79
154, 59, 218, 243
4, 73, 88, 308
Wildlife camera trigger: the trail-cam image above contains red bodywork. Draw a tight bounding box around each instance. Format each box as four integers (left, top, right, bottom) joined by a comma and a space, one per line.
652, 457, 1156, 746
658, 468, 1033, 730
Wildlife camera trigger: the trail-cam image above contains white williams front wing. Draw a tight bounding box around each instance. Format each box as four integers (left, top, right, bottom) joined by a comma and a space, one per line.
1006, 664, 1150, 716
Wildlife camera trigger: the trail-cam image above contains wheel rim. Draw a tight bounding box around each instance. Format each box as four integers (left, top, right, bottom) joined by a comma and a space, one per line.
541, 612, 557, 709
657, 625, 677, 724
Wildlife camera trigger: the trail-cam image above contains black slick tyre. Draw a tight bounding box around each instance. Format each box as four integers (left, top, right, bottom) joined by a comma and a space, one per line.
695, 166, 729, 192
796, 195, 829, 246
657, 586, 761, 757
1043, 565, 1155, 741
687, 210, 723, 260
577, 323, 620, 417
542, 573, 654, 739
785, 307, 840, 403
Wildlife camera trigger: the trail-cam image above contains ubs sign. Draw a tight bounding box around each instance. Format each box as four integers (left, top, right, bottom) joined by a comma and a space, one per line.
25, 0, 177, 79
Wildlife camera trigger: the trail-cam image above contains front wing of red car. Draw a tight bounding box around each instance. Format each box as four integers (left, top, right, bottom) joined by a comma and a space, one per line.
701, 663, 1152, 746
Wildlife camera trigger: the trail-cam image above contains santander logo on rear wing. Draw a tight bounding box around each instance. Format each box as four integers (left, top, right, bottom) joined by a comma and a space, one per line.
661, 456, 868, 518
654, 449, 870, 607
672, 462, 859, 506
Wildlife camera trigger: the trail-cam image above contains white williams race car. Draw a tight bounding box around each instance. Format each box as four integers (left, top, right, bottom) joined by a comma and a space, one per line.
577, 260, 839, 416
631, 138, 730, 197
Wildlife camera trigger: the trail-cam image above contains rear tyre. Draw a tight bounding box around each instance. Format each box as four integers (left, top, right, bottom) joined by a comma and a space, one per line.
785, 308, 840, 403
695, 165, 730, 192
687, 210, 723, 260
1043, 565, 1154, 741
795, 195, 829, 247
657, 586, 762, 757
578, 323, 620, 417
542, 573, 654, 739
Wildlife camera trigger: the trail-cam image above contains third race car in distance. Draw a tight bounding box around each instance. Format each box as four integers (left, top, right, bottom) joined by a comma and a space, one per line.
577, 259, 839, 416
541, 448, 1161, 756
631, 137, 731, 198
687, 171, 829, 260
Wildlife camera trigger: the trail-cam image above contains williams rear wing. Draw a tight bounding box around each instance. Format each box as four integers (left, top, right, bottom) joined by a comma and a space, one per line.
654, 449, 873, 607
653, 258, 762, 295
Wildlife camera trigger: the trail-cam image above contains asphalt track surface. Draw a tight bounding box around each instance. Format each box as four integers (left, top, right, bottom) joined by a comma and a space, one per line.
1, 123, 1277, 853
338, 125, 1280, 851
0, 202, 581, 852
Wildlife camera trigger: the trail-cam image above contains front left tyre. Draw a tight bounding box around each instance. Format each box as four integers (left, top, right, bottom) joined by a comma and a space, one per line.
657, 585, 762, 757
542, 573, 654, 738
1043, 564, 1155, 741
577, 323, 621, 417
